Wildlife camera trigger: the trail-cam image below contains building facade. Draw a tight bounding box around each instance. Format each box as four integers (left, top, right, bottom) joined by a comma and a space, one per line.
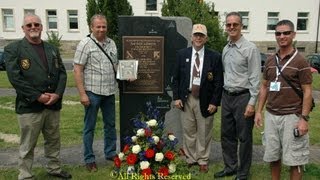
1, 0, 319, 55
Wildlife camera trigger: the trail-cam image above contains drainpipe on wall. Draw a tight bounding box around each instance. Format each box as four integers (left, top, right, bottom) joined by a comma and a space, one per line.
315, 0, 320, 53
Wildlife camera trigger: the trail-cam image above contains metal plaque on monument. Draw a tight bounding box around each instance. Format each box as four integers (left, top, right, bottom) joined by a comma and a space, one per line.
118, 16, 192, 149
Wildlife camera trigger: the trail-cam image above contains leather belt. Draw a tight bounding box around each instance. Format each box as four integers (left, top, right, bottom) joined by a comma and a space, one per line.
223, 89, 249, 96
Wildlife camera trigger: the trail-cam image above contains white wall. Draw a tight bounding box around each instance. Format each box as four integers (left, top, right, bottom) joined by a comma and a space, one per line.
0, 0, 319, 44
0, 0, 89, 41
211, 0, 320, 42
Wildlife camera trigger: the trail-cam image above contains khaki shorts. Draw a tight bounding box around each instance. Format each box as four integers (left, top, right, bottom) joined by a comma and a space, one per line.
263, 111, 309, 166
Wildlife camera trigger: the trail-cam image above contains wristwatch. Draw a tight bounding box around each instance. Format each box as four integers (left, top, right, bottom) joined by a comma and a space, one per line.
301, 115, 310, 122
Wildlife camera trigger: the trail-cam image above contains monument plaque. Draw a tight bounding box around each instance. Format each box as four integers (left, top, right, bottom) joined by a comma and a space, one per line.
122, 36, 164, 94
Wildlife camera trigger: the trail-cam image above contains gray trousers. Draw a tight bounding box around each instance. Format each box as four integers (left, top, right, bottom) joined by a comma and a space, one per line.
221, 91, 254, 179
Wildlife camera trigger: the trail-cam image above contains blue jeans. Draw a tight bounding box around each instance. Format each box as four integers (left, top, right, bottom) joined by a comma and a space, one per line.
83, 91, 117, 164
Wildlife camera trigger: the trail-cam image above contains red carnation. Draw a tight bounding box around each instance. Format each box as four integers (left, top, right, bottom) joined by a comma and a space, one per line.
164, 151, 175, 161
126, 153, 137, 165
157, 140, 164, 150
123, 144, 130, 153
158, 166, 169, 177
114, 156, 121, 168
141, 167, 152, 179
145, 148, 155, 159
144, 128, 152, 137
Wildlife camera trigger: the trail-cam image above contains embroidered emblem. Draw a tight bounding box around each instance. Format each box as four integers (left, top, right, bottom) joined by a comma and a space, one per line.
207, 72, 214, 81
20, 59, 31, 70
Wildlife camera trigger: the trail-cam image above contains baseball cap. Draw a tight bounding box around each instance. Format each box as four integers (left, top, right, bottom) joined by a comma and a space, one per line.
192, 24, 207, 36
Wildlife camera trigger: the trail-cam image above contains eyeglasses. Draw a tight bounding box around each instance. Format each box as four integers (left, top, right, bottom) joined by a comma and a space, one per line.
275, 31, 292, 36
226, 23, 240, 28
25, 23, 41, 28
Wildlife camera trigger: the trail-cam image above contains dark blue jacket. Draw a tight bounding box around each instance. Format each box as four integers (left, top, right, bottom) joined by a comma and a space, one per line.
172, 47, 223, 117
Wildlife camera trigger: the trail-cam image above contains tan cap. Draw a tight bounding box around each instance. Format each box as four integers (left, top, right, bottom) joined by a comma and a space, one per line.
192, 24, 207, 36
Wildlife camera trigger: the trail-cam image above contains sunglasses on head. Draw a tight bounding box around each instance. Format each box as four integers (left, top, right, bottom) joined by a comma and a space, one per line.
25, 23, 41, 28
275, 31, 292, 36
226, 23, 240, 28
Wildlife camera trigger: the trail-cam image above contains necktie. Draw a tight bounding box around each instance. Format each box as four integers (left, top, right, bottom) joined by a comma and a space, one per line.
191, 52, 200, 97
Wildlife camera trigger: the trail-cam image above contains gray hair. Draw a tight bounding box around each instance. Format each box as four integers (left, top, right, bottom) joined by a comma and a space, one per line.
226, 11, 242, 24
90, 14, 107, 27
22, 13, 42, 26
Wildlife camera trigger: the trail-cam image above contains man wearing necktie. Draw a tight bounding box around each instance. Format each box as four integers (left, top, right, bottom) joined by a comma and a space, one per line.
172, 24, 224, 173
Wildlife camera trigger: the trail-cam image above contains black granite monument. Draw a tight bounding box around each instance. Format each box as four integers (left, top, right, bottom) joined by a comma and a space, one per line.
118, 16, 192, 148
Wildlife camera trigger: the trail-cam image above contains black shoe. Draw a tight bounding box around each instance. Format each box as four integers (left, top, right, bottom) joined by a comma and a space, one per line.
234, 177, 247, 180
48, 170, 72, 179
214, 170, 236, 178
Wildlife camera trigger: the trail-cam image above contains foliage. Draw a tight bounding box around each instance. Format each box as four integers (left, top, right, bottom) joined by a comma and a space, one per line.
161, 0, 227, 53
113, 102, 185, 179
46, 31, 62, 51
86, 0, 133, 48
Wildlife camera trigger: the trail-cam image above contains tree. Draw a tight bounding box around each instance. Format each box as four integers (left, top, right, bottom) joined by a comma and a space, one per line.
86, 0, 133, 44
162, 0, 227, 52
46, 31, 62, 51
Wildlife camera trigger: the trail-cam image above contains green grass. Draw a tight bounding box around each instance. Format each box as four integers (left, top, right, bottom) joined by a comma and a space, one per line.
0, 72, 320, 179
0, 163, 319, 180
0, 71, 76, 88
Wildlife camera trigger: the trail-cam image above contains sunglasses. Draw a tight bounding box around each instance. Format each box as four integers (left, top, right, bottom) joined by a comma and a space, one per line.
275, 31, 292, 36
25, 23, 41, 28
226, 23, 240, 28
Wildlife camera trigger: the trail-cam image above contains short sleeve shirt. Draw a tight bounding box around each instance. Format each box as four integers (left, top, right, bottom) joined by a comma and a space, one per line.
74, 34, 118, 96
263, 50, 312, 115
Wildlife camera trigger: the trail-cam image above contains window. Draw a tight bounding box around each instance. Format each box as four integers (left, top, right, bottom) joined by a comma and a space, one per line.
2, 9, 14, 31
146, 0, 157, 11
239, 11, 249, 30
68, 10, 78, 30
267, 47, 276, 53
24, 9, 35, 15
267, 12, 279, 30
297, 12, 309, 31
47, 10, 57, 30
297, 47, 305, 52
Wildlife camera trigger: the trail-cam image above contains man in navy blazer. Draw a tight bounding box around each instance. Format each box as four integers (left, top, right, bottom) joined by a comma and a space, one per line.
172, 24, 223, 173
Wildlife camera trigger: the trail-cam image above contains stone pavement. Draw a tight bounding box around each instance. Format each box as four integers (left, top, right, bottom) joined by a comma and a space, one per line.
0, 139, 320, 168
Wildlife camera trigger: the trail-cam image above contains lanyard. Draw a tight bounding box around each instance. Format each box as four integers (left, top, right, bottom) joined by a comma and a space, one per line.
274, 50, 298, 81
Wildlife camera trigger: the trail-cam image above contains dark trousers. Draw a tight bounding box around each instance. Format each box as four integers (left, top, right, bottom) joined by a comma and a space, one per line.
221, 91, 254, 179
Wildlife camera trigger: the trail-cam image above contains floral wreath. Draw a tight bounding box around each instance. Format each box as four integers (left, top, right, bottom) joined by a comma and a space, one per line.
113, 102, 187, 179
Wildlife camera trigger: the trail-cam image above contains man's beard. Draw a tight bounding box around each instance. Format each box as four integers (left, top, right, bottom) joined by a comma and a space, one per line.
29, 31, 40, 39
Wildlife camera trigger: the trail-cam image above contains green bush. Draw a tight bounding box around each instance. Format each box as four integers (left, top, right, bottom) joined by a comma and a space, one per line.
46, 31, 62, 51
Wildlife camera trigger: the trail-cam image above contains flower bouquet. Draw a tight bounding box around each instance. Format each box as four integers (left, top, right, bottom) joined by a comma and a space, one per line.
113, 102, 186, 179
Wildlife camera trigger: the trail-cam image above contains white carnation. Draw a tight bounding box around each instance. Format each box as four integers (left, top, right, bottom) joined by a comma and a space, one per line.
168, 134, 176, 141
155, 152, 164, 162
131, 136, 137, 142
152, 136, 159, 144
140, 161, 150, 170
136, 128, 145, 137
146, 119, 158, 127
127, 166, 135, 174
132, 144, 141, 154
118, 152, 124, 161
168, 163, 176, 174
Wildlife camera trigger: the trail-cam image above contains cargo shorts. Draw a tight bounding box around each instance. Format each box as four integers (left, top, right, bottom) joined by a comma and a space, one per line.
263, 111, 309, 166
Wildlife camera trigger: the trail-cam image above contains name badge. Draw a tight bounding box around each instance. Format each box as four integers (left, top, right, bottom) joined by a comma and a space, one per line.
193, 77, 201, 86
270, 82, 281, 91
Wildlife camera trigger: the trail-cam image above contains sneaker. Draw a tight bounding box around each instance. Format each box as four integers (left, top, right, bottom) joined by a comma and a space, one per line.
86, 162, 98, 172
